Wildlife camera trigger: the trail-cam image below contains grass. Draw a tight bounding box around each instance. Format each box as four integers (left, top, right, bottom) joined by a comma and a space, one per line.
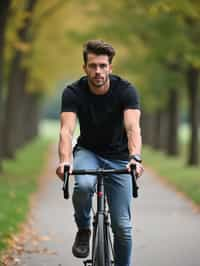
0, 137, 51, 253
143, 145, 200, 206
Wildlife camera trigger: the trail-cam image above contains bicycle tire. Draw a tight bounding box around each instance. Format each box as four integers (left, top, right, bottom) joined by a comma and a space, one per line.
92, 213, 106, 266
92, 218, 98, 265
105, 224, 114, 266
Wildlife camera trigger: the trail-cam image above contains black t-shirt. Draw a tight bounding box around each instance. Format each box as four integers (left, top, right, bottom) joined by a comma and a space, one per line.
61, 74, 140, 160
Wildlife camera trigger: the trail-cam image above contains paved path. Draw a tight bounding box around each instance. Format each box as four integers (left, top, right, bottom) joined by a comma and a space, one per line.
8, 149, 200, 266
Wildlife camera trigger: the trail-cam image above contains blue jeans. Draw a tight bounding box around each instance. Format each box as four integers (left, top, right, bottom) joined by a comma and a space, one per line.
72, 147, 133, 266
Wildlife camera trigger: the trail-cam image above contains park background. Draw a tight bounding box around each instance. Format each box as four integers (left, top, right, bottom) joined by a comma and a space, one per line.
0, 0, 200, 260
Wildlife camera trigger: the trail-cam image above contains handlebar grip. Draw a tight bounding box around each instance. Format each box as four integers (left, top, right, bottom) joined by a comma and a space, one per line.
130, 164, 138, 198
63, 165, 70, 199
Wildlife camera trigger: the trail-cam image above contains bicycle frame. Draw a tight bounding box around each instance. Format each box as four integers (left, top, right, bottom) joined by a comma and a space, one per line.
97, 173, 106, 214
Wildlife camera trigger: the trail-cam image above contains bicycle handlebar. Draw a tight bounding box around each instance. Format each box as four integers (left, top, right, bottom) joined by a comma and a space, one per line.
63, 165, 138, 199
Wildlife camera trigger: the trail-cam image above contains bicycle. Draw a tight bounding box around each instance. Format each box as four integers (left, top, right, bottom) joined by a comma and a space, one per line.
63, 164, 138, 266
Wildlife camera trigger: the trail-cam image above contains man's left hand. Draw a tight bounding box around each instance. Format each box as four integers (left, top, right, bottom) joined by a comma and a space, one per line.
127, 159, 144, 178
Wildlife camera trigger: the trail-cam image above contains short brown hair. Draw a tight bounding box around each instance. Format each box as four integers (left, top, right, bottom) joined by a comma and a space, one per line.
83, 40, 116, 64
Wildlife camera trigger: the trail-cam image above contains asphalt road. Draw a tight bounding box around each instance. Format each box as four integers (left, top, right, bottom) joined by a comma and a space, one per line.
9, 151, 200, 266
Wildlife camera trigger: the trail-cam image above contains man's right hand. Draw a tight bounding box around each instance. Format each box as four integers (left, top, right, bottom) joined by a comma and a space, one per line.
56, 162, 72, 181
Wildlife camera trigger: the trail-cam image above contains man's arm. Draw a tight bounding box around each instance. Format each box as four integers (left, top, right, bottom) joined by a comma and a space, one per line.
124, 109, 143, 176
56, 112, 77, 179
124, 109, 142, 155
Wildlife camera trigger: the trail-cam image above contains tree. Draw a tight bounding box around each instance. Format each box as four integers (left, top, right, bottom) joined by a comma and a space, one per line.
0, 0, 12, 167
3, 0, 38, 158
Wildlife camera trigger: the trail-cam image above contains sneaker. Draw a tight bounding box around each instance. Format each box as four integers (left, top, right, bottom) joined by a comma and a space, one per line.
72, 228, 91, 258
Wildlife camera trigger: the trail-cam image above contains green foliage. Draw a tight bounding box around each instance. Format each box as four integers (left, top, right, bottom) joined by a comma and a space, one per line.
4, 0, 200, 112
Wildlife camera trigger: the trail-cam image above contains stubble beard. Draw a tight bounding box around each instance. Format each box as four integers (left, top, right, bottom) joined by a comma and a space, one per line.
89, 74, 109, 89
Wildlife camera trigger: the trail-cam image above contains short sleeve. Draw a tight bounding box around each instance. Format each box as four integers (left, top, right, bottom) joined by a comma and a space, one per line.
122, 85, 140, 110
61, 87, 78, 113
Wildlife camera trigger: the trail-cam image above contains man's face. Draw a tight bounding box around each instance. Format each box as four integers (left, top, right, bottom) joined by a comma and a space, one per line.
83, 53, 112, 88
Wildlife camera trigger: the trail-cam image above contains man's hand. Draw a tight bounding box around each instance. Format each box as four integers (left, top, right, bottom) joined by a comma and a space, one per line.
127, 159, 144, 178
56, 162, 72, 181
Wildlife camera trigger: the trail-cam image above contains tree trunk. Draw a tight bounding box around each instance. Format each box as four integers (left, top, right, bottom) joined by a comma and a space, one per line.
0, 0, 11, 166
186, 66, 199, 166
3, 59, 28, 157
153, 111, 162, 150
153, 110, 167, 150
160, 111, 168, 151
0, 0, 11, 116
141, 112, 155, 146
166, 88, 179, 156
2, 0, 38, 158
140, 112, 148, 145
141, 112, 149, 145
23, 92, 41, 143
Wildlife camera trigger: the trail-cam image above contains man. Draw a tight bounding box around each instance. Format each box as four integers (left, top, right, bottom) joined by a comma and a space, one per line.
56, 40, 143, 266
